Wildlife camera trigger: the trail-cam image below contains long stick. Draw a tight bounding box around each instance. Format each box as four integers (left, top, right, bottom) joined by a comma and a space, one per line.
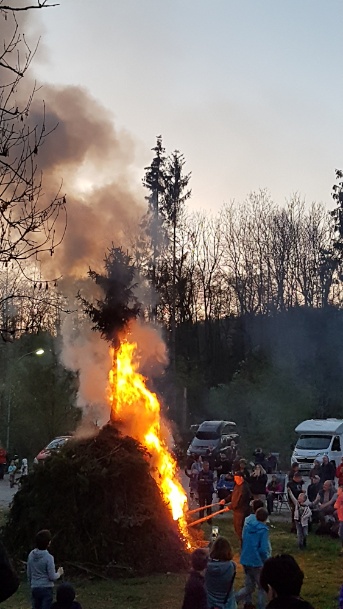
187, 500, 225, 516
188, 506, 231, 527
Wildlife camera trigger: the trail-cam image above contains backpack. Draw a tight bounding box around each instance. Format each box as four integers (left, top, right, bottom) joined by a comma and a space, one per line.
0, 541, 20, 603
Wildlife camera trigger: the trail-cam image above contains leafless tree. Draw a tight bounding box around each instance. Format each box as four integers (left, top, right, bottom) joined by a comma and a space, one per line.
0, 1, 66, 265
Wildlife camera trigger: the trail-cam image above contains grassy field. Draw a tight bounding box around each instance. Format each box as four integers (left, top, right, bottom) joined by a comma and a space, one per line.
1, 512, 342, 609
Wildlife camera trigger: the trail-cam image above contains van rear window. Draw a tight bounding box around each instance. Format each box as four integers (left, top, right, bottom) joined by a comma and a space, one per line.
196, 431, 220, 440
296, 435, 331, 450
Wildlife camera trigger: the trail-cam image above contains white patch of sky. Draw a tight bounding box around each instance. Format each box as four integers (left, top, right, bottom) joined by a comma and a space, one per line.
33, 0, 343, 211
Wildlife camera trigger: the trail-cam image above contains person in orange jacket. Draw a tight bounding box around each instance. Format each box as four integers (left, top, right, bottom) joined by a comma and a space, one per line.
336, 457, 343, 486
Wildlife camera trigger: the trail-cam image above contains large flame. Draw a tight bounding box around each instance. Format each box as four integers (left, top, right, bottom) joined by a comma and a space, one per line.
109, 341, 189, 540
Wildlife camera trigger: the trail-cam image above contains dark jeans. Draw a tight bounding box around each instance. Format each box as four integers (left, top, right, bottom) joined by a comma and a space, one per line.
233, 510, 246, 542
32, 587, 53, 609
198, 492, 213, 519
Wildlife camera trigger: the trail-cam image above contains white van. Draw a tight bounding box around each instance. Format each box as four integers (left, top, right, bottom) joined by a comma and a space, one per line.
291, 419, 343, 473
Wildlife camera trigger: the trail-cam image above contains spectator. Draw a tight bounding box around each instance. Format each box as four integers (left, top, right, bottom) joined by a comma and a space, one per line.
289, 491, 312, 549
217, 473, 235, 505
8, 460, 17, 488
249, 464, 268, 500
288, 462, 300, 482
205, 537, 236, 609
266, 475, 283, 515
253, 448, 265, 467
230, 471, 251, 543
339, 584, 343, 609
319, 455, 335, 484
287, 472, 304, 532
334, 486, 343, 556
236, 507, 271, 609
189, 455, 202, 501
312, 480, 337, 532
205, 447, 216, 472
238, 459, 251, 483
217, 452, 232, 476
336, 457, 343, 487
260, 554, 315, 608
266, 453, 278, 474
51, 583, 82, 609
226, 440, 238, 468
307, 475, 321, 504
0, 445, 7, 480
0, 540, 19, 603
309, 460, 321, 480
27, 529, 64, 609
197, 460, 214, 521
181, 549, 208, 609
21, 458, 28, 477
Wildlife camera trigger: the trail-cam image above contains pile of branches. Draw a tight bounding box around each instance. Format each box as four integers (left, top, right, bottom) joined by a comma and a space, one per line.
2, 425, 188, 576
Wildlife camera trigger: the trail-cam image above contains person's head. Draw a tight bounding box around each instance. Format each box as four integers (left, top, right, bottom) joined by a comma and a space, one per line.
35, 529, 52, 550
293, 472, 303, 484
271, 474, 277, 482
220, 452, 227, 460
239, 458, 247, 469
311, 474, 320, 484
260, 554, 304, 598
322, 455, 329, 465
234, 471, 244, 486
256, 507, 269, 523
291, 462, 299, 472
202, 460, 209, 472
323, 479, 332, 492
190, 548, 208, 572
252, 499, 264, 513
298, 492, 307, 504
313, 459, 320, 466
210, 536, 233, 562
56, 583, 76, 607
230, 440, 236, 447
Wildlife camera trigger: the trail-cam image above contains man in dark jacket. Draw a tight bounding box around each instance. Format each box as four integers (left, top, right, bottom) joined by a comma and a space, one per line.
260, 554, 315, 609
181, 549, 208, 609
197, 460, 214, 520
287, 472, 303, 532
230, 471, 251, 542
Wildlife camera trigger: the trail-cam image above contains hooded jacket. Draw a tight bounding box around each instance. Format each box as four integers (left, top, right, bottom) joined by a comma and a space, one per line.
27, 549, 60, 588
205, 559, 237, 609
240, 514, 271, 568
230, 481, 251, 515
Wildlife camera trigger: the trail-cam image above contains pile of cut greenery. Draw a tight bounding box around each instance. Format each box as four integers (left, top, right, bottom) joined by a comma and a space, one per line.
2, 424, 188, 575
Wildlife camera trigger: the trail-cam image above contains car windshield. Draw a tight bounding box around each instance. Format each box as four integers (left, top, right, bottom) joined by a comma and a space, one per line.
196, 431, 220, 441
296, 435, 332, 450
45, 438, 68, 451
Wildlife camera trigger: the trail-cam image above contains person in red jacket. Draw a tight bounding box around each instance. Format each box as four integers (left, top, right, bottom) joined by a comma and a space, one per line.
334, 486, 343, 555
336, 457, 343, 486
0, 446, 7, 480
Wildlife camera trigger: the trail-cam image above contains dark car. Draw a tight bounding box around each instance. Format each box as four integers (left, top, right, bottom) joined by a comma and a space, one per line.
186, 420, 238, 457
33, 435, 72, 464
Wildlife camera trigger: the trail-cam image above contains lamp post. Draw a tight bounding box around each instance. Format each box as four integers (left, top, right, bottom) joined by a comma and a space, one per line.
6, 348, 45, 451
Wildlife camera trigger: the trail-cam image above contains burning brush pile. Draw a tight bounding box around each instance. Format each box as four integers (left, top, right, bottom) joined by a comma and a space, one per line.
3, 341, 192, 575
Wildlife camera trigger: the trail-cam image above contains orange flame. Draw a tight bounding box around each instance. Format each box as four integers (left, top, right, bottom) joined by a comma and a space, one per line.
109, 342, 189, 541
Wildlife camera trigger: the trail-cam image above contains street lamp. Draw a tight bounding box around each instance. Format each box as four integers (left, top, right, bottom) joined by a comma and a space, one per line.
6, 348, 45, 451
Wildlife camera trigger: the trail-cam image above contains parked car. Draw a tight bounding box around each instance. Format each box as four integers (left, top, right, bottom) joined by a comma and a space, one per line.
186, 420, 238, 457
33, 435, 72, 464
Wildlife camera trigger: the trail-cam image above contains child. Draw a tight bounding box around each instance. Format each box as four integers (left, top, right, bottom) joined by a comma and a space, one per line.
51, 583, 82, 609
334, 486, 343, 555
181, 548, 208, 609
20, 458, 28, 477
7, 460, 16, 488
27, 529, 64, 609
293, 491, 312, 549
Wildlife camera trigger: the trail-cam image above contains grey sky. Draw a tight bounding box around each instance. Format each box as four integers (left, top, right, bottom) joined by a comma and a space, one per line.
33, 0, 343, 211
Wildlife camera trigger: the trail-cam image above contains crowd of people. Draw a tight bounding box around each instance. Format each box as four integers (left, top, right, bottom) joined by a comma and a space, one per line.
183, 446, 343, 608
0, 446, 29, 488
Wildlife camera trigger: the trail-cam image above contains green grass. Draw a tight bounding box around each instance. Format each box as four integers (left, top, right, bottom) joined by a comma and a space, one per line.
1, 513, 342, 609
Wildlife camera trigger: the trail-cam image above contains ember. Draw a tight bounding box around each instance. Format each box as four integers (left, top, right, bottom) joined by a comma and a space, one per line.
109, 341, 189, 542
